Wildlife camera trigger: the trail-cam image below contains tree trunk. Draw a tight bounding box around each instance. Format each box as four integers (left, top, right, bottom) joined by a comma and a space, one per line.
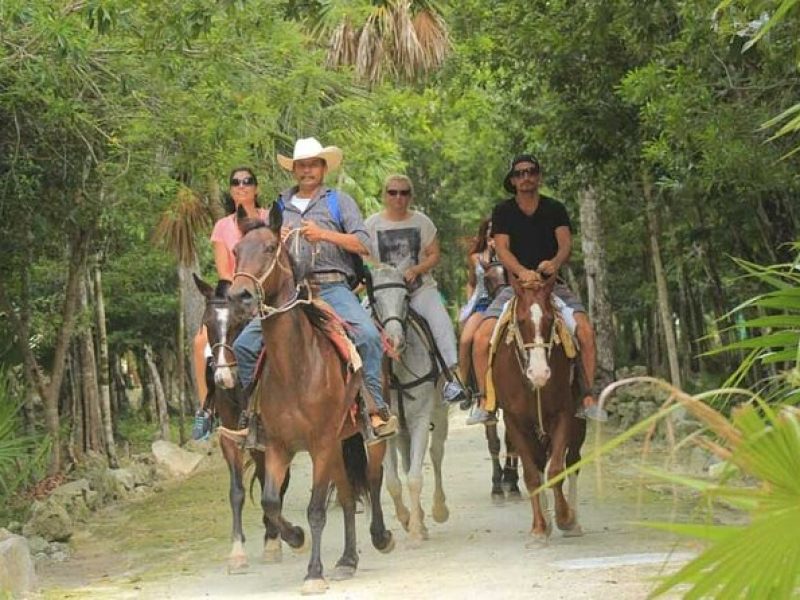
144, 344, 170, 440
643, 174, 681, 389
112, 354, 130, 418
181, 260, 204, 403
177, 266, 189, 445
578, 185, 616, 388
67, 346, 83, 464
93, 261, 118, 468
78, 276, 105, 454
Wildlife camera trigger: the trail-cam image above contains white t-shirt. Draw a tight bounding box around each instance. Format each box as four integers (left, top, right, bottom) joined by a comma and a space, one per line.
364, 210, 438, 293
291, 195, 312, 213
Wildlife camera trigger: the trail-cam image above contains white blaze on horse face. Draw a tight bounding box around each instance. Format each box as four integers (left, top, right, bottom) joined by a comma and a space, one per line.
526, 302, 551, 388
214, 307, 236, 389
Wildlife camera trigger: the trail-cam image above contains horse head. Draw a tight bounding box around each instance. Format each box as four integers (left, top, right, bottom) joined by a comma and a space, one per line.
193, 274, 241, 390
513, 273, 557, 389
228, 203, 296, 320
369, 263, 410, 355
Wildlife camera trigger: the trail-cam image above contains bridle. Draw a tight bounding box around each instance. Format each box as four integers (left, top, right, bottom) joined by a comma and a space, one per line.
370, 280, 410, 334
232, 229, 312, 320
205, 299, 238, 369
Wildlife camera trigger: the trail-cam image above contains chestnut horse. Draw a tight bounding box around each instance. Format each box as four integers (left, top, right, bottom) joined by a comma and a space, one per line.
193, 275, 290, 572
491, 275, 586, 544
227, 205, 393, 594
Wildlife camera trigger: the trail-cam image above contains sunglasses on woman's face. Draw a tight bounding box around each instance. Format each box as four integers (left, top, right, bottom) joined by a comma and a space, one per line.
387, 189, 411, 197
511, 167, 539, 178
230, 177, 256, 187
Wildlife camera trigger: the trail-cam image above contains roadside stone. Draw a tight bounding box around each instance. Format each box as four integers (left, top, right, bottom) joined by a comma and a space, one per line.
0, 533, 36, 596
151, 440, 203, 477
110, 468, 136, 492
26, 536, 48, 555
22, 500, 73, 542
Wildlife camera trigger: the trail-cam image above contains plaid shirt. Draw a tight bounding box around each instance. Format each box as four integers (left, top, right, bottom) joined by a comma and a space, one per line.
277, 186, 369, 279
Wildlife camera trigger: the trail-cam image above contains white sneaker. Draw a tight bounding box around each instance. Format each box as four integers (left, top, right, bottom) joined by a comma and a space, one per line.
442, 380, 466, 403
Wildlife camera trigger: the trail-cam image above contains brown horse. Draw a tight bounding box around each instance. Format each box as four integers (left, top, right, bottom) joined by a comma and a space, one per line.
227, 205, 394, 594
491, 275, 586, 544
193, 275, 291, 572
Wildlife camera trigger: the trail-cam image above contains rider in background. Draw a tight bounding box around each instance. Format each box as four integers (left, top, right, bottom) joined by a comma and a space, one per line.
471, 154, 608, 424
364, 174, 467, 404
191, 167, 267, 440
459, 218, 499, 425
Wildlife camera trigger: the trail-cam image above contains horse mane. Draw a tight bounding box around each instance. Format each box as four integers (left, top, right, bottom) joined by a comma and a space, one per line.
238, 218, 267, 235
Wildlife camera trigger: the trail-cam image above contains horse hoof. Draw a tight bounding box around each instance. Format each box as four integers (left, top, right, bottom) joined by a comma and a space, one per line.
525, 532, 550, 549
556, 509, 577, 532
263, 538, 283, 563
227, 554, 249, 574
562, 524, 584, 538
375, 531, 395, 554
331, 564, 357, 581
301, 578, 329, 595
290, 528, 310, 555
432, 503, 449, 523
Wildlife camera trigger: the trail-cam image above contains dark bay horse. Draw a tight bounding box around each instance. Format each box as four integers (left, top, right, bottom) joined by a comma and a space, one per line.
369, 264, 449, 545
193, 275, 290, 571
491, 275, 586, 544
227, 205, 393, 594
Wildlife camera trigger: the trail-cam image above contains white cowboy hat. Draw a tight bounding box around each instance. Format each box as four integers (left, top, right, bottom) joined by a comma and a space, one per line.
277, 137, 343, 171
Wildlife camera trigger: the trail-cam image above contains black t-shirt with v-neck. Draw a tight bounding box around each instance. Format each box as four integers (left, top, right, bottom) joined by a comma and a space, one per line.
491, 195, 572, 271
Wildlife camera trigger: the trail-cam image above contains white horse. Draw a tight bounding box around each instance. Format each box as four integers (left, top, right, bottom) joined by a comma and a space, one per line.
368, 264, 449, 545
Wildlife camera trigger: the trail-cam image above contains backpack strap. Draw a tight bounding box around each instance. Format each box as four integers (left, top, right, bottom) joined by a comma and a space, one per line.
325, 189, 344, 232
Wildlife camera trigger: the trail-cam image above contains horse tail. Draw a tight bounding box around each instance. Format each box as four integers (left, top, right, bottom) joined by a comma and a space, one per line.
341, 433, 370, 502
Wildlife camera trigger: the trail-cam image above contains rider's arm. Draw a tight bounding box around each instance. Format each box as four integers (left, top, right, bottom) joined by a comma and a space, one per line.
465, 253, 478, 298
494, 233, 529, 279
411, 237, 440, 277
318, 229, 369, 255
552, 226, 572, 270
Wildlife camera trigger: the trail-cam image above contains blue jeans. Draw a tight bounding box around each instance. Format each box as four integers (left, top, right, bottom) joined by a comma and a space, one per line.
232, 282, 388, 412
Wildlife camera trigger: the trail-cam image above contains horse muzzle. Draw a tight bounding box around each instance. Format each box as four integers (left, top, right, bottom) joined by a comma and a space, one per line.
214, 366, 238, 390
526, 352, 551, 389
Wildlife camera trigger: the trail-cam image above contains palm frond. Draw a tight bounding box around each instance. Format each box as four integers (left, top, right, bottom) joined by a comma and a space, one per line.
153, 185, 211, 266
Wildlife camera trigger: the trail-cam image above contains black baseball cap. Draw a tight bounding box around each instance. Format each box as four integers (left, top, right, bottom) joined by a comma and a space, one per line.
503, 154, 541, 193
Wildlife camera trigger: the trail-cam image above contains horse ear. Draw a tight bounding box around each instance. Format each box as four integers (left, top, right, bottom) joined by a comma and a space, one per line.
268, 202, 283, 234
192, 273, 215, 299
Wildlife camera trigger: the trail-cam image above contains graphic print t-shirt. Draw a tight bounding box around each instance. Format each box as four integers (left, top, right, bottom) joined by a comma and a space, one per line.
364, 211, 437, 293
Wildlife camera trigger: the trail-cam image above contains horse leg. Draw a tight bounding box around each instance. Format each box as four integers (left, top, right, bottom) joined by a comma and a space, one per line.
406, 423, 431, 545
562, 427, 585, 538
548, 417, 577, 532
255, 452, 289, 563
261, 446, 306, 554
503, 431, 522, 499
367, 440, 395, 553
429, 400, 449, 523
505, 420, 550, 544
330, 449, 359, 582
485, 422, 504, 502
383, 437, 410, 531
221, 436, 248, 573
301, 448, 335, 594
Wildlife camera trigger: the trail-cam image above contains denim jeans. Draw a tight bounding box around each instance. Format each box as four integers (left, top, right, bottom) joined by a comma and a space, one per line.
232, 282, 388, 412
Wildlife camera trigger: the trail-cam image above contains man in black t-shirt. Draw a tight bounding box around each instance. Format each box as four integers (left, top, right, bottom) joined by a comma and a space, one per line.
469, 154, 607, 423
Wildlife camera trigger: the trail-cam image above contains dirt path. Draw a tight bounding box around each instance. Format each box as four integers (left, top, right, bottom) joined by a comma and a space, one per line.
37, 415, 700, 599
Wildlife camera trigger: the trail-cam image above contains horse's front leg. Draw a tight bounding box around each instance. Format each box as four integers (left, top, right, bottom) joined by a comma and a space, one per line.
548, 415, 577, 532
504, 417, 550, 544
253, 451, 291, 563
406, 422, 431, 545
367, 439, 395, 553
220, 436, 248, 573
383, 436, 410, 531
261, 444, 306, 554
429, 398, 449, 523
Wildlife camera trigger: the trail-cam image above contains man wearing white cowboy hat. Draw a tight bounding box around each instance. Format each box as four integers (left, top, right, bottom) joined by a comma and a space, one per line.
233, 137, 398, 439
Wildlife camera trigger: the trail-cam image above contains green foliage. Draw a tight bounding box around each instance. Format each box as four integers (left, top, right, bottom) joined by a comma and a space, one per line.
0, 370, 50, 501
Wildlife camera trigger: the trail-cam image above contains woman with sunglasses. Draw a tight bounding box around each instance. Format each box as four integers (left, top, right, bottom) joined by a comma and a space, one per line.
365, 174, 467, 405
191, 167, 267, 440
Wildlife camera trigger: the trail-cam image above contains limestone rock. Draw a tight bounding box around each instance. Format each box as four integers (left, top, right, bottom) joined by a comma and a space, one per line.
0, 534, 36, 597
109, 468, 136, 492
22, 500, 73, 542
151, 441, 203, 477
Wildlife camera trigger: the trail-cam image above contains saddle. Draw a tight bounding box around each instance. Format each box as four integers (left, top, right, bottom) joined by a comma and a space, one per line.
484, 296, 578, 413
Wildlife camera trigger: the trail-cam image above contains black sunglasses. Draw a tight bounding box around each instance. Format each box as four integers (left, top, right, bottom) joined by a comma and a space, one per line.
512, 167, 539, 178
230, 176, 256, 187
387, 189, 411, 197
